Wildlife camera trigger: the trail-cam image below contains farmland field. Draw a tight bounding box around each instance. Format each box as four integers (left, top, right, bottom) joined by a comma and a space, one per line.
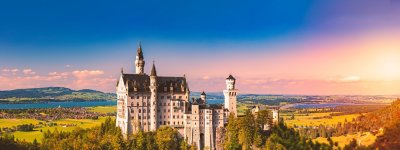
87, 106, 117, 113
314, 131, 381, 148
281, 112, 359, 127
0, 116, 115, 143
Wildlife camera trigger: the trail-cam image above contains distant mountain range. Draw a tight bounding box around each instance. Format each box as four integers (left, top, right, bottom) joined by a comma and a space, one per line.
0, 87, 227, 103
0, 87, 116, 102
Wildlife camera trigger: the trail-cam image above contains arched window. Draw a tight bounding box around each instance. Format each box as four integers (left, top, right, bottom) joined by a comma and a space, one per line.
139, 109, 141, 113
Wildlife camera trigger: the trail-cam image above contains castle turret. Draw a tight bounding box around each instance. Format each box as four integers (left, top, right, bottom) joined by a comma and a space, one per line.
149, 62, 158, 131
135, 43, 145, 74
223, 74, 238, 117
200, 91, 206, 104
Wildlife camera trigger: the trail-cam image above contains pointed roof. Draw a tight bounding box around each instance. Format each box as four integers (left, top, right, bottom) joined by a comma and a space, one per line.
226, 74, 236, 80
201, 91, 206, 95
150, 62, 157, 76
137, 42, 144, 60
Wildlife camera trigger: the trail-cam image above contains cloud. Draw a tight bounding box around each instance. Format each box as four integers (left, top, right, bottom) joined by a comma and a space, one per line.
328, 76, 361, 83
0, 69, 115, 92
72, 70, 104, 78
65, 64, 71, 68
22, 69, 36, 75
202, 76, 210, 80
11, 69, 19, 73
340, 76, 361, 82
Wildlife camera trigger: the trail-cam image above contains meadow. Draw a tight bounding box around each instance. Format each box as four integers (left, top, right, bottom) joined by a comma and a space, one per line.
0, 106, 117, 143
314, 131, 381, 148
281, 112, 359, 127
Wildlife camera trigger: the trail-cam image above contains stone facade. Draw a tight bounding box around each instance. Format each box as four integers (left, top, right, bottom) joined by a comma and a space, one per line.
116, 44, 237, 150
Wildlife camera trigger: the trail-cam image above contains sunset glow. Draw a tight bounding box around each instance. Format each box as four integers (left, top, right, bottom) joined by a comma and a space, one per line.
1, 0, 400, 95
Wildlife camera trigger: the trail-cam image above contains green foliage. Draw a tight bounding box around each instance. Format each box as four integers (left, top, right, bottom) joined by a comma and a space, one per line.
156, 126, 180, 150
223, 110, 331, 150
224, 113, 241, 150
16, 124, 34, 131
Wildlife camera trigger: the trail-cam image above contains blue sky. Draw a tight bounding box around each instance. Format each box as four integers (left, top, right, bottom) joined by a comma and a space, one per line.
1, 0, 400, 94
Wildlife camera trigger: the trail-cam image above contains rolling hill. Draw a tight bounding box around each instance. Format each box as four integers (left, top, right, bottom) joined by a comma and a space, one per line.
0, 87, 116, 102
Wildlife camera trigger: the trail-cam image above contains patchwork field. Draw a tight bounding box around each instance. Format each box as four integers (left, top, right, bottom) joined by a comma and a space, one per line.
87, 106, 117, 113
0, 116, 115, 143
314, 131, 380, 148
281, 112, 359, 127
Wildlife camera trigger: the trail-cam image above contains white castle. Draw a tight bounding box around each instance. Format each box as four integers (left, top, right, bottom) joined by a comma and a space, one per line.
116, 44, 238, 150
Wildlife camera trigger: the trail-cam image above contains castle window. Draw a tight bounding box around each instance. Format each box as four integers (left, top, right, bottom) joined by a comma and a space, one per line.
173, 115, 175, 119
167, 96, 170, 99
168, 109, 170, 112
137, 96, 139, 99
173, 103, 175, 106
137, 102, 139, 106
168, 103, 170, 106
179, 96, 182, 99
139, 109, 141, 113
161, 96, 164, 99
168, 121, 170, 125
143, 102, 146, 106
139, 116, 141, 119
164, 121, 166, 125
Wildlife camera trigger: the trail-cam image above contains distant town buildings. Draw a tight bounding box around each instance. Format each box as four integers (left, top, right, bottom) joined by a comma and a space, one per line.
115, 44, 239, 150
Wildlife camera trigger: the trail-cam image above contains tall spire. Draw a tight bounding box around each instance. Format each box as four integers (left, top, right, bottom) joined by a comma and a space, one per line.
137, 42, 144, 60
150, 61, 157, 76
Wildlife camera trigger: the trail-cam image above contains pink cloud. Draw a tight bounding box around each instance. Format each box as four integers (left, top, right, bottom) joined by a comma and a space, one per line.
72, 70, 104, 78
22, 69, 36, 75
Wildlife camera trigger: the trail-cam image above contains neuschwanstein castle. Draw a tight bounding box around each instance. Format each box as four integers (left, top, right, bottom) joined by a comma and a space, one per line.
116, 44, 277, 150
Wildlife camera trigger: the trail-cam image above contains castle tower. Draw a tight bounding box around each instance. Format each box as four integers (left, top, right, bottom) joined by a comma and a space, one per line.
223, 75, 238, 117
272, 108, 279, 124
135, 43, 145, 74
149, 62, 158, 131
200, 91, 206, 104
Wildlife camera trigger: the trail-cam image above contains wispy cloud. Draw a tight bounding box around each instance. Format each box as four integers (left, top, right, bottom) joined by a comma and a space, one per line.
22, 69, 36, 75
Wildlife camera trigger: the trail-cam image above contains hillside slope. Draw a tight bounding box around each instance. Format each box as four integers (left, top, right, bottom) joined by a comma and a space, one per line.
0, 87, 116, 102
